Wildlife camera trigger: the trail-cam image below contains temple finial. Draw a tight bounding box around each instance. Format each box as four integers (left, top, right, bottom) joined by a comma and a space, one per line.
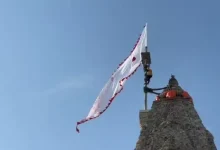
168, 74, 179, 87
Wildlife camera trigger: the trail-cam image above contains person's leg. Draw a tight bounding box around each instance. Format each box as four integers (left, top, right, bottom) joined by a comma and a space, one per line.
147, 75, 152, 84
147, 79, 150, 84
146, 76, 149, 84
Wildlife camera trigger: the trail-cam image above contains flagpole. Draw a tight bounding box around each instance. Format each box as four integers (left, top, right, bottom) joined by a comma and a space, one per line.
144, 23, 148, 111
141, 23, 150, 111
144, 47, 148, 111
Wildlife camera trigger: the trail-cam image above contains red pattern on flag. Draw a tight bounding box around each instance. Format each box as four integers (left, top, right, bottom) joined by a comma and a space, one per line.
132, 56, 136, 62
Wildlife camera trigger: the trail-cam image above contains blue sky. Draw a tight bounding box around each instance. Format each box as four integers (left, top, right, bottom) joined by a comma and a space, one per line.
0, 0, 219, 149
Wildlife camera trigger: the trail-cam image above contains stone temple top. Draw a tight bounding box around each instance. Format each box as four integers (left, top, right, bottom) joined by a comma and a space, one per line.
155, 75, 192, 103
136, 75, 217, 150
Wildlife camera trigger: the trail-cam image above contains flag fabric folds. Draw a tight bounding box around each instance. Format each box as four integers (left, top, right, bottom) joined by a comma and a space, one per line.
76, 25, 147, 132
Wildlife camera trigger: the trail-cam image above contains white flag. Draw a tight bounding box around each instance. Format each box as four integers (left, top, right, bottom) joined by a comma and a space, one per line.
76, 25, 147, 132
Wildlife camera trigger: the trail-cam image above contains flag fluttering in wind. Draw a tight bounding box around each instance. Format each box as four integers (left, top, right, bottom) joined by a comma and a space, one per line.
76, 25, 147, 132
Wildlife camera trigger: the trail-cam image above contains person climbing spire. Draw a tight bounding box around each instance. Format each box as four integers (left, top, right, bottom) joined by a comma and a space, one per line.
144, 65, 153, 85
146, 66, 153, 84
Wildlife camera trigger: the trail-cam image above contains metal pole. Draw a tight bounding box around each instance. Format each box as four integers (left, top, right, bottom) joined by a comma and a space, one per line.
144, 46, 148, 110
144, 92, 147, 110
143, 23, 149, 111
145, 23, 148, 110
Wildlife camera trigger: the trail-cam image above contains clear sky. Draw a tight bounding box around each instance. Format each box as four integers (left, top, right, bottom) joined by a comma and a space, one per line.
0, 0, 219, 149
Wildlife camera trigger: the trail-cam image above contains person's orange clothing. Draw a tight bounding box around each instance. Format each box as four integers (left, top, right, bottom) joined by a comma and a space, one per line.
147, 68, 153, 76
